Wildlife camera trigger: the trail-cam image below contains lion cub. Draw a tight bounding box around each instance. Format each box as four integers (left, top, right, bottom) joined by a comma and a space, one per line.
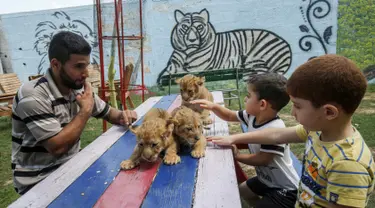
120, 108, 180, 170
175, 74, 214, 127
171, 106, 206, 158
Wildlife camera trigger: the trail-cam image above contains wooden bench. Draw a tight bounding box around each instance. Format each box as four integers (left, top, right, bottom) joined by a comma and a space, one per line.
158, 68, 245, 108
0, 73, 22, 117
234, 122, 303, 183
9, 91, 241, 208
96, 63, 135, 109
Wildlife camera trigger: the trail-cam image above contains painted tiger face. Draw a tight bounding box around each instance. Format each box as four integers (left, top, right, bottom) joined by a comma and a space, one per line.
171, 9, 215, 53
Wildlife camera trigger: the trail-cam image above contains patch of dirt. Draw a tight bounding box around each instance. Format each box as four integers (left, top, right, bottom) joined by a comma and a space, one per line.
279, 114, 298, 127
363, 93, 375, 101
228, 122, 242, 134
3, 180, 12, 186
355, 108, 375, 114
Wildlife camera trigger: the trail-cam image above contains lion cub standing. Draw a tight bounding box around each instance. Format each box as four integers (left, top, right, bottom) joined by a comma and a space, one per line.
171, 106, 206, 158
120, 108, 180, 170
175, 74, 214, 127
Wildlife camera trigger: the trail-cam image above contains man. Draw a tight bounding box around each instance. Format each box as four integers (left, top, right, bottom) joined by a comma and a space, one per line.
11, 31, 137, 195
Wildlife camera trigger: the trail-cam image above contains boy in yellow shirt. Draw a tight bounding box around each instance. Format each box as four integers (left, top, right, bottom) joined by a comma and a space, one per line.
206, 54, 375, 208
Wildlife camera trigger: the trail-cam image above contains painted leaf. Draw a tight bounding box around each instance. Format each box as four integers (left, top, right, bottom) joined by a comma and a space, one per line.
323, 26, 333, 44
299, 25, 309, 33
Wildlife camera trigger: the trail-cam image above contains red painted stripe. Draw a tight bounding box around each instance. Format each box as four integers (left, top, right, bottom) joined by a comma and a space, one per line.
93, 96, 182, 208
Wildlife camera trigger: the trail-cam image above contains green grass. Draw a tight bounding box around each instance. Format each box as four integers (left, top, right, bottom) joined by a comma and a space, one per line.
1, 84, 374, 207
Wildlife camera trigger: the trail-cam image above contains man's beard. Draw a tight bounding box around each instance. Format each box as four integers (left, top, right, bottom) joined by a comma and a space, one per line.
60, 67, 84, 90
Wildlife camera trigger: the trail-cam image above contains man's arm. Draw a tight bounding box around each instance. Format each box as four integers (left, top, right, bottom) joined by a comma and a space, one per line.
43, 109, 91, 156
104, 107, 137, 126
43, 82, 95, 156
209, 126, 305, 146
190, 99, 238, 122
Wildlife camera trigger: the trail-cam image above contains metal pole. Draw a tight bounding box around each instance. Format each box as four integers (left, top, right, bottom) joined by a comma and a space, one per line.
95, 0, 107, 132
139, 0, 145, 101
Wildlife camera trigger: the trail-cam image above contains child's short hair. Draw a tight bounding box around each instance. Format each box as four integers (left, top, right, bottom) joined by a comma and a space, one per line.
247, 73, 290, 111
287, 54, 367, 114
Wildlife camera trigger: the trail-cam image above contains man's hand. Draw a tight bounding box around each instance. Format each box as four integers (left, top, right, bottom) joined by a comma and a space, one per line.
190, 99, 216, 110
76, 82, 94, 115
119, 110, 138, 126
207, 135, 234, 146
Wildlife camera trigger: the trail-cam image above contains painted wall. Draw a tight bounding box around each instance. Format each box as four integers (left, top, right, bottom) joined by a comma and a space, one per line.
0, 0, 338, 86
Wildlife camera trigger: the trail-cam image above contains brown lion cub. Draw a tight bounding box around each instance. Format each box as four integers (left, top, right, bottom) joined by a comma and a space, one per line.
120, 108, 180, 170
175, 74, 214, 127
171, 106, 206, 158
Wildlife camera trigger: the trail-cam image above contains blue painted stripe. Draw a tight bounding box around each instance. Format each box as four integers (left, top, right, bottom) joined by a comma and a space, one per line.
48, 94, 178, 208
291, 151, 302, 177
334, 144, 348, 160
357, 140, 364, 162
327, 170, 369, 175
141, 153, 199, 208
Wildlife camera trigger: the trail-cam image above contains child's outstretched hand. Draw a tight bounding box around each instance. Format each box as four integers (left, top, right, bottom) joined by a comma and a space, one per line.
190, 99, 216, 110
207, 135, 233, 146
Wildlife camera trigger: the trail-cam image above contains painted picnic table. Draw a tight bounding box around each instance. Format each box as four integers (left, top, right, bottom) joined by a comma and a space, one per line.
9, 91, 241, 208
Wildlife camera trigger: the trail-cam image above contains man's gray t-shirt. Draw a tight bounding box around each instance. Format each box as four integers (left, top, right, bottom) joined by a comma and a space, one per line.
11, 69, 110, 194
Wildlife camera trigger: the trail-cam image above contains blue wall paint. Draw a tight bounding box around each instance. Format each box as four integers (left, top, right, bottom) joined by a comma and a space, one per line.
0, 0, 338, 86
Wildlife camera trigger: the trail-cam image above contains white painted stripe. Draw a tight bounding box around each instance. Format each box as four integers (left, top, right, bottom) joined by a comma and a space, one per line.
194, 91, 241, 208
9, 96, 162, 208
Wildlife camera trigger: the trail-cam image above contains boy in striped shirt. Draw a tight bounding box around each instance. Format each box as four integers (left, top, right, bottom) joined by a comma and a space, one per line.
208, 54, 375, 208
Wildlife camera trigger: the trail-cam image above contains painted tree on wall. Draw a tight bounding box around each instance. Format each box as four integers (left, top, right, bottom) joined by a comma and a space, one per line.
337, 0, 375, 71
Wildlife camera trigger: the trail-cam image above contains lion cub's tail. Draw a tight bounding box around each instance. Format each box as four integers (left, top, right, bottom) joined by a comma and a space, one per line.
143, 108, 171, 122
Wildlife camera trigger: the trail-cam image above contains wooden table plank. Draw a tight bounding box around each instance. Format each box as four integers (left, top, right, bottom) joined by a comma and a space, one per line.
140, 153, 199, 208
47, 95, 179, 208
193, 92, 241, 208
140, 95, 200, 208
93, 95, 182, 208
9, 96, 162, 208
141, 91, 237, 208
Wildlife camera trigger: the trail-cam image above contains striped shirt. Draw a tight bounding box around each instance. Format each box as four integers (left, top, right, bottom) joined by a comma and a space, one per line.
11, 69, 110, 194
295, 125, 375, 207
237, 110, 300, 190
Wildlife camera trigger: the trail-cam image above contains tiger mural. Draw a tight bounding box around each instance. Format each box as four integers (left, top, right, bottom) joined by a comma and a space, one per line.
157, 8, 292, 85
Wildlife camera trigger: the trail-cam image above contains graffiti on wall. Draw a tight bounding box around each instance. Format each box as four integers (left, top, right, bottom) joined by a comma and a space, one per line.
157, 9, 292, 84
298, 0, 333, 60
33, 11, 99, 74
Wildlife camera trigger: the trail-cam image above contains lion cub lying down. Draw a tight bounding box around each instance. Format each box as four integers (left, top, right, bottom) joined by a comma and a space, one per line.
171, 106, 206, 158
120, 108, 180, 170
175, 74, 213, 128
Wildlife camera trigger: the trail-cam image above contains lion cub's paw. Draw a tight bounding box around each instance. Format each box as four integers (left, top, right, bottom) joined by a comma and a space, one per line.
120, 160, 137, 170
164, 154, 181, 165
191, 149, 205, 158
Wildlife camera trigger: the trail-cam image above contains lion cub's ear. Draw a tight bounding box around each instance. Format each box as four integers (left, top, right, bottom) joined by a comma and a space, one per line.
175, 78, 182, 84
196, 76, 205, 86
162, 118, 177, 138
129, 125, 139, 135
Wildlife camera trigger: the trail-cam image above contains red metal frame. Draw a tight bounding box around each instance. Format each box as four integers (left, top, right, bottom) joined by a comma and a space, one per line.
95, 0, 147, 132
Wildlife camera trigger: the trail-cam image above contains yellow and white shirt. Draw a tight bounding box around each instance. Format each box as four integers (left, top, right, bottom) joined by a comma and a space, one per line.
295, 125, 375, 208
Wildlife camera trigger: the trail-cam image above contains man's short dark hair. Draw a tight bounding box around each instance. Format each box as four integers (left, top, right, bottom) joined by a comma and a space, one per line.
247, 73, 290, 111
48, 31, 91, 64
